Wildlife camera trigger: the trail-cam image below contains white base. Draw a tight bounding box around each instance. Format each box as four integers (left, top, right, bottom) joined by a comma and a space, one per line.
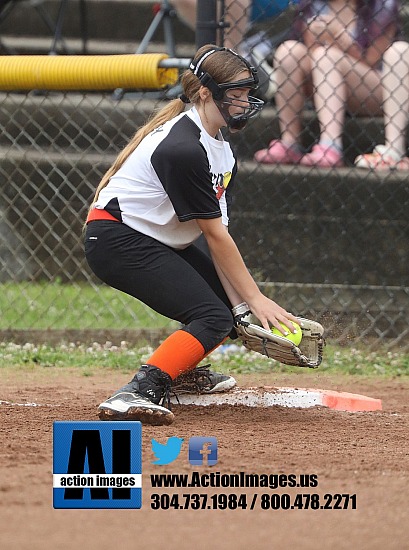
170, 387, 382, 412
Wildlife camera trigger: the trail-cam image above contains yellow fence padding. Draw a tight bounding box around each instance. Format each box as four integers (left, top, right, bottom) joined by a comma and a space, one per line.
0, 54, 179, 90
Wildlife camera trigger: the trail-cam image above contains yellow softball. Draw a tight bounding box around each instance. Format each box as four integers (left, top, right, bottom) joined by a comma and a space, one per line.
271, 321, 302, 346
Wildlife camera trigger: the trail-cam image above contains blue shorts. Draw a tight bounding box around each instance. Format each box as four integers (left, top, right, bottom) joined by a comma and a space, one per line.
251, 0, 298, 22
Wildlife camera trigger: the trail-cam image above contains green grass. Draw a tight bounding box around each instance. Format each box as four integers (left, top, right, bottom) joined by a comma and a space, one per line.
0, 282, 175, 330
0, 341, 408, 377
1, 283, 408, 378
204, 343, 409, 377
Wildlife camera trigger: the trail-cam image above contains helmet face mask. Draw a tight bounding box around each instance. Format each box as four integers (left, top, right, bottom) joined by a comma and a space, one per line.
213, 87, 265, 131
189, 47, 265, 131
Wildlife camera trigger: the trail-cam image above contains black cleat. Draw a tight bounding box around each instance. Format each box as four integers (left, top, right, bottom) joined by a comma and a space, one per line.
98, 365, 174, 425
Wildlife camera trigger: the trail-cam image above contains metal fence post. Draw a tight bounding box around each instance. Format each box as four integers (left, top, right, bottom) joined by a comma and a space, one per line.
195, 0, 219, 48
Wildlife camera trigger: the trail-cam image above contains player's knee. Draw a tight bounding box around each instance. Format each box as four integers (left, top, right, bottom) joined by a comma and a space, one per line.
183, 306, 234, 352
212, 305, 234, 338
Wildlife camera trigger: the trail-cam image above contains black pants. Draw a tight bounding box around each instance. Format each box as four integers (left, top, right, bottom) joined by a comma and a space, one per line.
84, 221, 234, 353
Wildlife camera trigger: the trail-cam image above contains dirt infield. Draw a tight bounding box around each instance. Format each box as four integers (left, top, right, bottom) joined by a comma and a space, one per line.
1, 367, 408, 550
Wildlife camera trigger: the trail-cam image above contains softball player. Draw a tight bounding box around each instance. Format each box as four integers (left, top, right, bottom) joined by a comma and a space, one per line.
85, 45, 298, 425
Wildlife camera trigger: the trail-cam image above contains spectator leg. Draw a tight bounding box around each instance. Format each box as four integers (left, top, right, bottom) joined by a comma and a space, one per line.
382, 41, 409, 157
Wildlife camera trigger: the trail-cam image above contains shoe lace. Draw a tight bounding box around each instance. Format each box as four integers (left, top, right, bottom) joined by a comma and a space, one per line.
156, 370, 173, 410
170, 364, 214, 397
185, 364, 213, 391
139, 365, 174, 410
169, 388, 180, 406
159, 383, 173, 409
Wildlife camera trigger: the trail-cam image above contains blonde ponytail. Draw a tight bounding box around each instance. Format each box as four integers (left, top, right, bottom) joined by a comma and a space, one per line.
89, 98, 186, 209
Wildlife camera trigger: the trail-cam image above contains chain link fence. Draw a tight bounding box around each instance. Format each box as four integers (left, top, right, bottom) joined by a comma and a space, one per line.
0, 0, 408, 349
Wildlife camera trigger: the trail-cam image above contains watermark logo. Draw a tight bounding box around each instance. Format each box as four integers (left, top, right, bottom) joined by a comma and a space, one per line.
53, 421, 142, 509
188, 436, 218, 466
151, 437, 184, 465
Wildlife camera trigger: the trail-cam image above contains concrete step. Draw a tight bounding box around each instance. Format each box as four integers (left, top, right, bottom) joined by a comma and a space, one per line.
229, 161, 408, 287
2, 146, 408, 287
2, 0, 409, 39
0, 92, 154, 153
0, 35, 195, 56
1, 93, 403, 164
0, 0, 195, 53
231, 109, 402, 165
1, 0, 408, 53
0, 0, 190, 41
1, 2, 408, 163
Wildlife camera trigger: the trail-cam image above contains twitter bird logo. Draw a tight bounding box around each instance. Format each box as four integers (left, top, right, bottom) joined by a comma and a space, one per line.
151, 437, 184, 465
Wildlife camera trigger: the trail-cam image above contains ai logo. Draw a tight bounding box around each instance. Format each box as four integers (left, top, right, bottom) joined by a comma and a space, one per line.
188, 436, 218, 466
53, 421, 142, 509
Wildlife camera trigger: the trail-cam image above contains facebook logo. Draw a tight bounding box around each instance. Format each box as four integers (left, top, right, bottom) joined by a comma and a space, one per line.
188, 436, 218, 466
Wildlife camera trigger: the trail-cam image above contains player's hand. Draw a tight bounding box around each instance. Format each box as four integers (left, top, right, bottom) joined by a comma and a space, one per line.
247, 295, 299, 335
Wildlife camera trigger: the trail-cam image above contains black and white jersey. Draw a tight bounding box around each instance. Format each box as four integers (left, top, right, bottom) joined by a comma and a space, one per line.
95, 107, 237, 249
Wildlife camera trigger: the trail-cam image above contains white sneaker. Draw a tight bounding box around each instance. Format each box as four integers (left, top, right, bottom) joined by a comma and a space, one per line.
172, 365, 237, 394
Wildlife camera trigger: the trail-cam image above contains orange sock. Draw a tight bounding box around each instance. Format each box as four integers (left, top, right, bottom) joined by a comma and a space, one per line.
189, 337, 229, 369
145, 330, 206, 380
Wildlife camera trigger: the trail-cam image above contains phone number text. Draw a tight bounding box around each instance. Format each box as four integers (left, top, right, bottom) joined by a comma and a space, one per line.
151, 492, 357, 510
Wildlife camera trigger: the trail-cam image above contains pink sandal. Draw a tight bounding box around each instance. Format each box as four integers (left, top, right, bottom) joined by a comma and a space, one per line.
300, 144, 343, 167
254, 140, 303, 165
354, 145, 409, 171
